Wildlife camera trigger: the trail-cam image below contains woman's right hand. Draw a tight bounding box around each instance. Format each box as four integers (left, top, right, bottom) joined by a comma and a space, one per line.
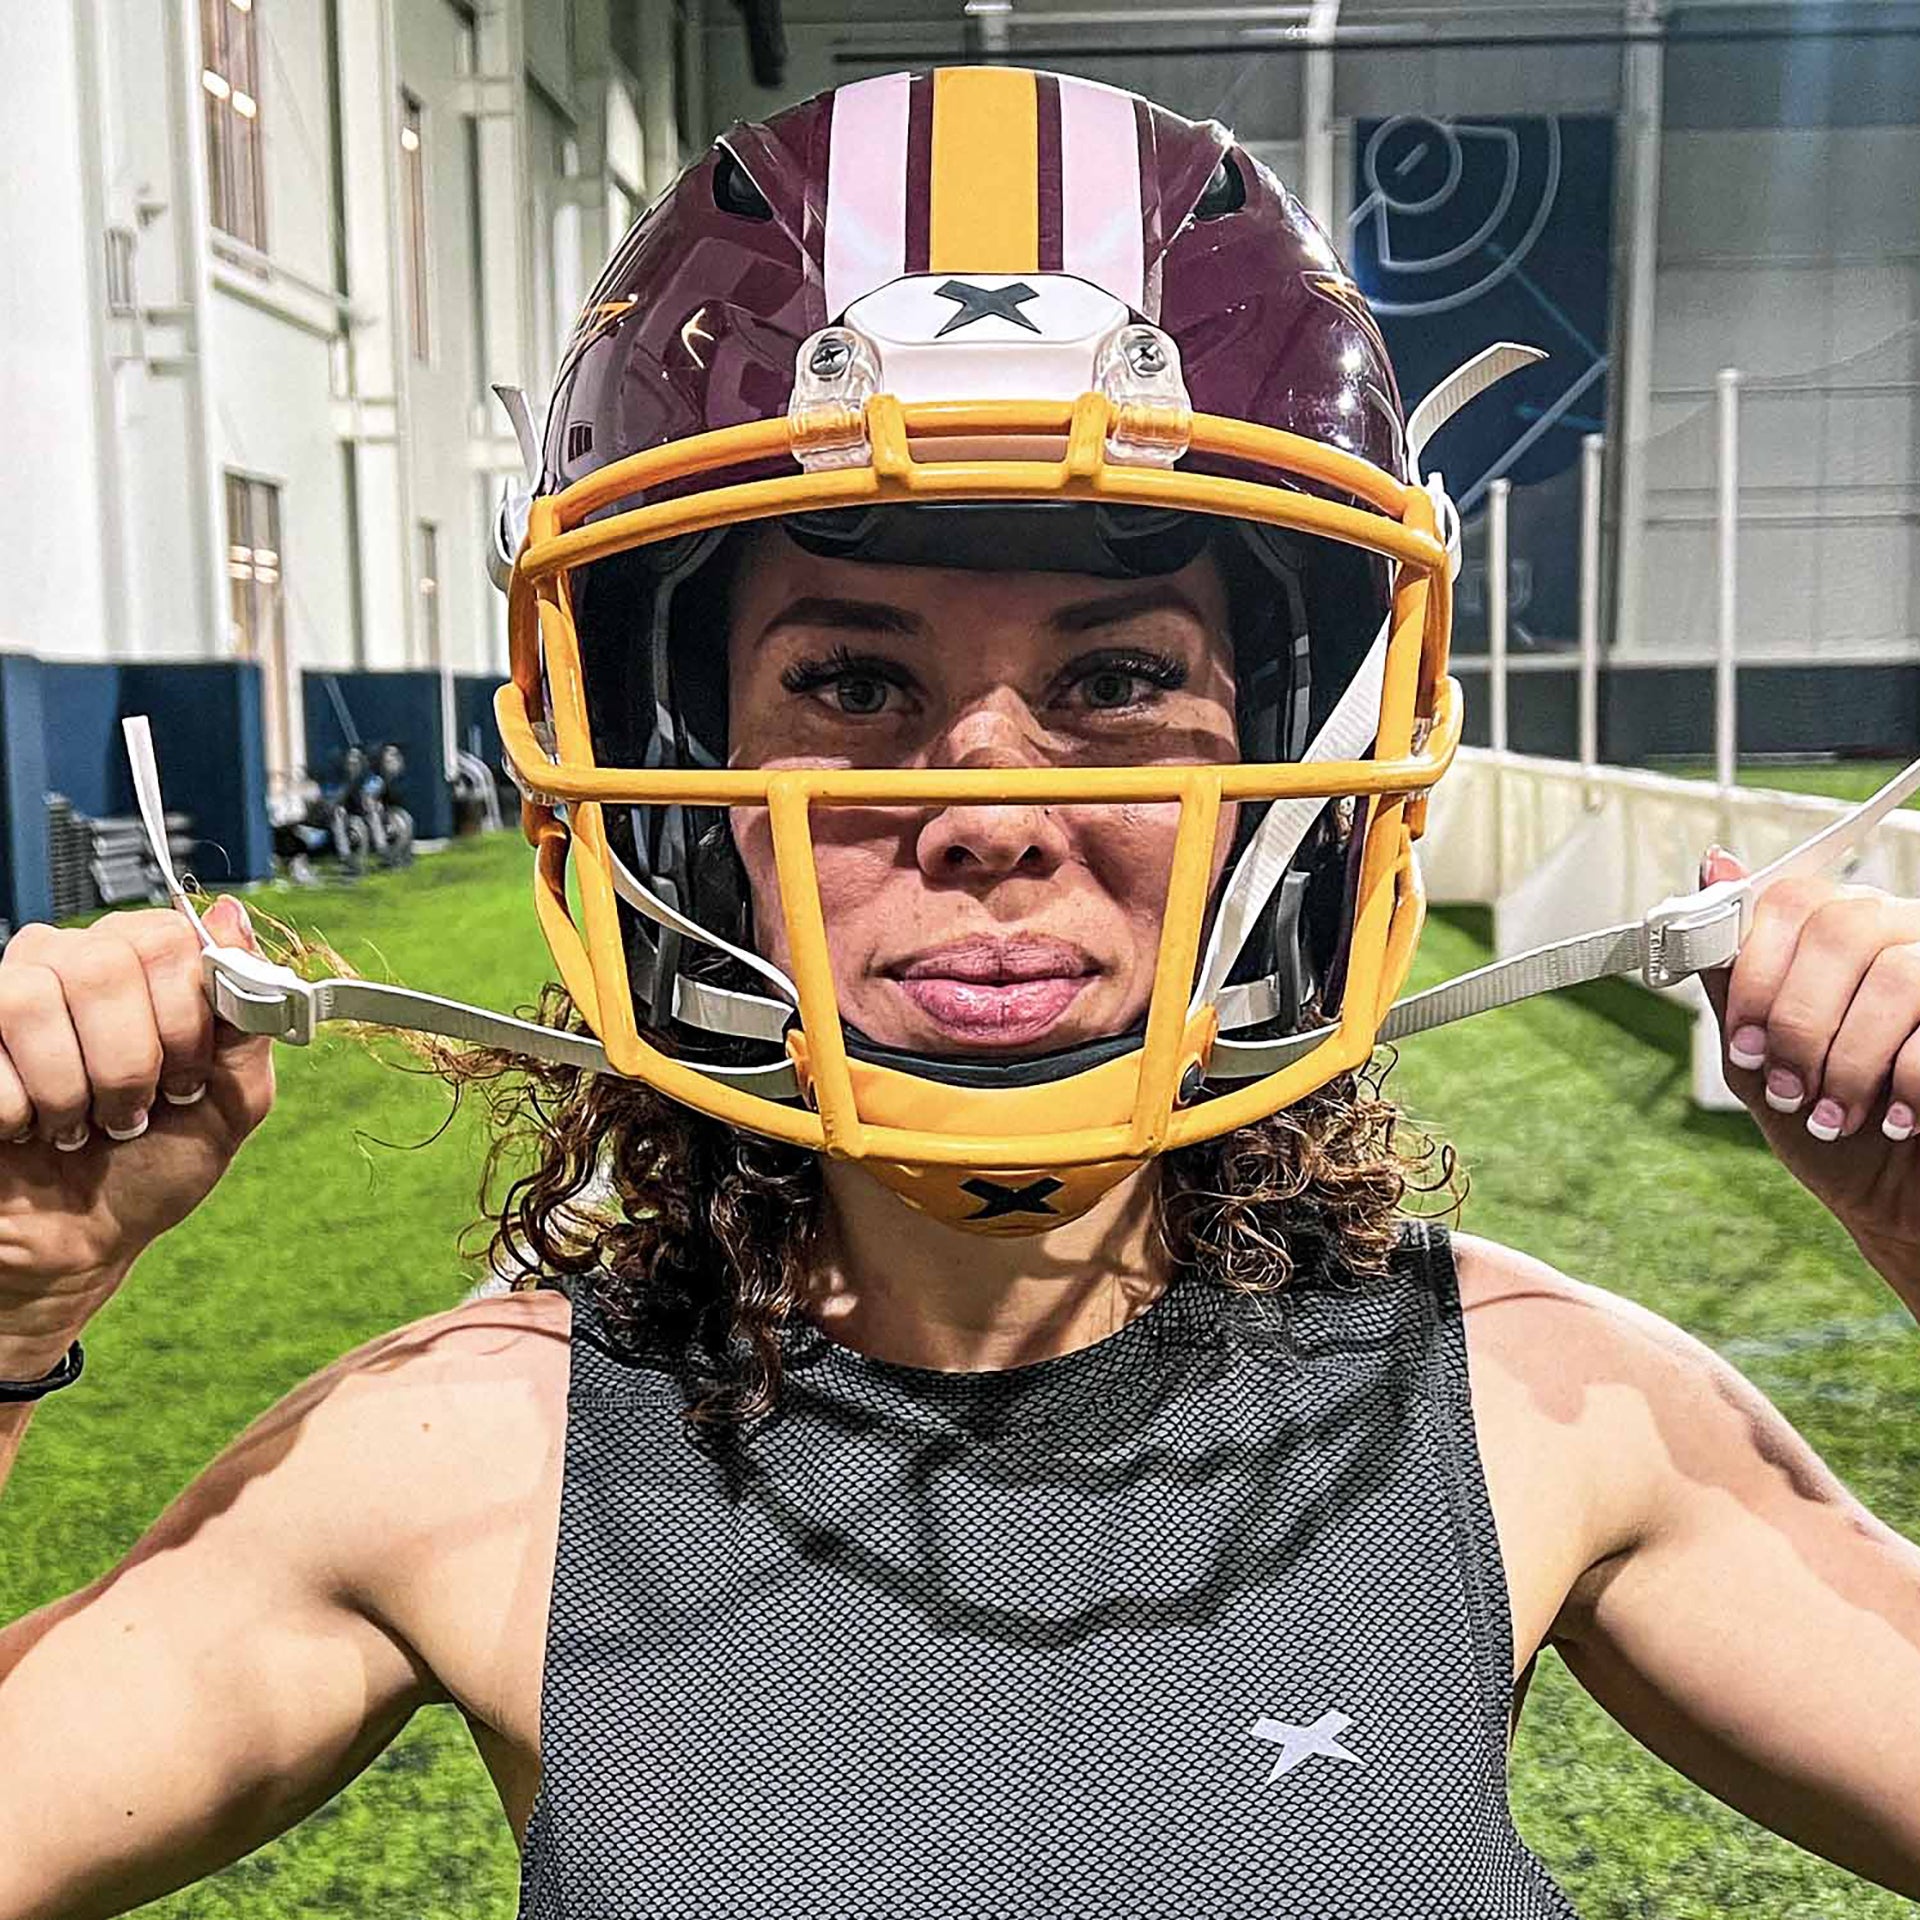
0, 898, 277, 1350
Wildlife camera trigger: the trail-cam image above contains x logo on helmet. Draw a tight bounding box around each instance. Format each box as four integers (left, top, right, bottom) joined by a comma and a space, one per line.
933, 279, 1042, 338
959, 1175, 1066, 1220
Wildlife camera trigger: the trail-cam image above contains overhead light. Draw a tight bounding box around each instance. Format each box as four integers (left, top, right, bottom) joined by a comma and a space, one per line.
400, 125, 420, 152
233, 89, 257, 119
201, 68, 230, 100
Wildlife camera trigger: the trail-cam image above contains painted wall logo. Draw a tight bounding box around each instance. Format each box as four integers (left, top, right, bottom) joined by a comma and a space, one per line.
1350, 114, 1615, 652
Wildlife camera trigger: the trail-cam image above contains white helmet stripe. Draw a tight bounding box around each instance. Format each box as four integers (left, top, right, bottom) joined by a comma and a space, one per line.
1059, 76, 1145, 309
824, 73, 911, 319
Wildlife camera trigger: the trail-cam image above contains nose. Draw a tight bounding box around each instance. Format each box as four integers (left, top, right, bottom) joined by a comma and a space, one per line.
915, 697, 1071, 883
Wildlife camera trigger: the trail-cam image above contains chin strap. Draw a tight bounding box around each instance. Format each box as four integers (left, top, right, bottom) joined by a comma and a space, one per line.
122, 717, 800, 1096
111, 345, 1920, 1114
120, 720, 1920, 1103
1208, 751, 1920, 1080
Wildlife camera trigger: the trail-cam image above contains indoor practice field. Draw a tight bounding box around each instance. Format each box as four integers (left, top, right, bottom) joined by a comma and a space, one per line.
6, 799, 1918, 1920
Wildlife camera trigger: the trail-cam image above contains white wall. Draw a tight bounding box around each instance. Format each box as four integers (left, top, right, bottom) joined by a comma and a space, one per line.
4, 0, 681, 713
1634, 124, 1920, 661
0, 0, 112, 662
395, 0, 486, 674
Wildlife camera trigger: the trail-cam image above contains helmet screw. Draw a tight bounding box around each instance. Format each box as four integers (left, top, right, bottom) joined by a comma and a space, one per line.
809, 336, 853, 378
1126, 334, 1168, 376
1178, 1062, 1207, 1104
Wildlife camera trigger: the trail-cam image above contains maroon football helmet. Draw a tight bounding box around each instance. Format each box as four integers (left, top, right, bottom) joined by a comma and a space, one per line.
491, 68, 1459, 1233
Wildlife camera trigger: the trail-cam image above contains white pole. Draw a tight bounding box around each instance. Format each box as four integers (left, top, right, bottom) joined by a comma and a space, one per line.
1488, 478, 1510, 756
1578, 433, 1603, 777
1715, 367, 1740, 793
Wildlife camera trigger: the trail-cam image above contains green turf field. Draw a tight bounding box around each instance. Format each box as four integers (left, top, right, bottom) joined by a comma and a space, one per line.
1652, 755, 1920, 810
6, 817, 1920, 1917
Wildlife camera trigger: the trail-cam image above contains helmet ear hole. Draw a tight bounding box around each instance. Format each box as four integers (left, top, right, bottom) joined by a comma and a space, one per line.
712, 148, 773, 220
1193, 153, 1246, 221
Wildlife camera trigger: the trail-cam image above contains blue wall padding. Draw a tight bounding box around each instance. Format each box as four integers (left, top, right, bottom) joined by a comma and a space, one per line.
39, 662, 128, 816
0, 654, 52, 929
451, 672, 505, 768
301, 669, 452, 841
0, 657, 271, 932
121, 663, 272, 887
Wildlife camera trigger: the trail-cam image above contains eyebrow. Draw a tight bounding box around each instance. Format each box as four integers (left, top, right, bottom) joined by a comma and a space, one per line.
752, 597, 926, 648
1047, 583, 1210, 636
754, 582, 1209, 650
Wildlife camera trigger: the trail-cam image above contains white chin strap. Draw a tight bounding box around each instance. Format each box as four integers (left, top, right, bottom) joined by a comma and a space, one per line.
124, 713, 1920, 1103
116, 338, 1920, 1109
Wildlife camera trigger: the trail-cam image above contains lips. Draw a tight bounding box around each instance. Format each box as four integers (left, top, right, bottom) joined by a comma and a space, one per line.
888, 938, 1098, 1045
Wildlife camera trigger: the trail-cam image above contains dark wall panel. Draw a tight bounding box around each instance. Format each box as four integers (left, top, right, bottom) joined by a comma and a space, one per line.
0, 655, 51, 931
121, 663, 273, 888
1451, 661, 1920, 761
302, 670, 453, 842
39, 662, 128, 817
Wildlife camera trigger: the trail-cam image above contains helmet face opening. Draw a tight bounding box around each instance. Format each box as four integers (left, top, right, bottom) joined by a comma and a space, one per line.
495, 68, 1460, 1232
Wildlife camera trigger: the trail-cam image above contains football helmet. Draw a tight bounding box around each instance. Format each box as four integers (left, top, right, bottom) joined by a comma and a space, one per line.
493, 67, 1462, 1233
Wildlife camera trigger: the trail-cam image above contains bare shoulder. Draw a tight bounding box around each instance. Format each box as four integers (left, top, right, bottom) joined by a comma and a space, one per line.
1449, 1228, 1750, 1408
1446, 1230, 1733, 1649
303, 1283, 575, 1557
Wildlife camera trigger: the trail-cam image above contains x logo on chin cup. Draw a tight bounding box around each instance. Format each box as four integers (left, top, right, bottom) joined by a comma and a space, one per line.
959, 1175, 1066, 1220
932, 279, 1043, 338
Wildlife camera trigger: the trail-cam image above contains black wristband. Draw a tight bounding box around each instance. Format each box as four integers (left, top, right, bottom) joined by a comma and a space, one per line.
0, 1340, 86, 1403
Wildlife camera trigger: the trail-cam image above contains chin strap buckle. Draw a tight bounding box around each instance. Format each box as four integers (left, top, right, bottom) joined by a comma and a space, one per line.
1640, 877, 1749, 991
203, 946, 319, 1043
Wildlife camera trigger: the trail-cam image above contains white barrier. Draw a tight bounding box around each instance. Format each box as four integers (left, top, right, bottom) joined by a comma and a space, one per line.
1418, 749, 1920, 1108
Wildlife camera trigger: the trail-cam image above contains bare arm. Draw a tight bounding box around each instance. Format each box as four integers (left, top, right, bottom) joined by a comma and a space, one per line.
1474, 1236, 1920, 1899
0, 1315, 485, 1920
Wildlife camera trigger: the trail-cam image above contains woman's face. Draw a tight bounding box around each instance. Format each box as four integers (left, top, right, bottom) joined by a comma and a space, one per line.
725, 524, 1240, 1057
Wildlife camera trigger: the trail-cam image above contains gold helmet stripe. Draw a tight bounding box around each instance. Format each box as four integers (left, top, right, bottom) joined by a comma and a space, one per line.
929, 67, 1040, 273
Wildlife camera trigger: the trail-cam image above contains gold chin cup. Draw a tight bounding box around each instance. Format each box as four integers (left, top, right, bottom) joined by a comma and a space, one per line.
495, 391, 1457, 1230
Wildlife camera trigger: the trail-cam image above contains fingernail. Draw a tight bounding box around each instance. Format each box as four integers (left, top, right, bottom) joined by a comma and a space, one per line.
161, 1080, 207, 1106
1729, 1026, 1767, 1071
1765, 1069, 1805, 1113
1885, 1104, 1915, 1141
1806, 1099, 1845, 1142
53, 1122, 90, 1153
5, 1123, 33, 1145
103, 1110, 150, 1142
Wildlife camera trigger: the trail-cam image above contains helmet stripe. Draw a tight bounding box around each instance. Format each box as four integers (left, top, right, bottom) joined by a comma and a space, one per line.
1035, 72, 1065, 273
824, 72, 911, 319
929, 67, 1039, 272
1058, 75, 1145, 308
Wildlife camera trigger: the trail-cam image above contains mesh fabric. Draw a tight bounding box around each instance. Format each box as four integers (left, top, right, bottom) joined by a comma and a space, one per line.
516, 1219, 1579, 1919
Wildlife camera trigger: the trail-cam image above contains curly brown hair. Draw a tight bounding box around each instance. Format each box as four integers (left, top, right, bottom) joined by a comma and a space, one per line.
249, 768, 1462, 1437
429, 986, 1465, 1436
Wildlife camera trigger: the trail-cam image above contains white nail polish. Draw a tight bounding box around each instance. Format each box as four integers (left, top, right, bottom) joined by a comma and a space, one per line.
1805, 1111, 1841, 1143
104, 1113, 150, 1143
1764, 1085, 1805, 1115
1885, 1114, 1914, 1142
161, 1082, 207, 1106
1728, 1043, 1765, 1071
53, 1126, 90, 1153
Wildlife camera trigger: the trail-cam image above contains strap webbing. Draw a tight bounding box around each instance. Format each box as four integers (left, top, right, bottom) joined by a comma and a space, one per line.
119, 724, 1920, 1112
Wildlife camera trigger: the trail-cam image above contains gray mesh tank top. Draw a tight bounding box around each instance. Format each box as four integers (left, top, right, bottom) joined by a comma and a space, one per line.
516, 1217, 1580, 1919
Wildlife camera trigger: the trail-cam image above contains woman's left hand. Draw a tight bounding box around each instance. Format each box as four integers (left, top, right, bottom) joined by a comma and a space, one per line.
1701, 846, 1920, 1302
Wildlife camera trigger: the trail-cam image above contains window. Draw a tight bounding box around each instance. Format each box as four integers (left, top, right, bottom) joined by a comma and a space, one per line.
201, 0, 265, 249
225, 474, 295, 792
401, 90, 430, 361
417, 521, 441, 666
